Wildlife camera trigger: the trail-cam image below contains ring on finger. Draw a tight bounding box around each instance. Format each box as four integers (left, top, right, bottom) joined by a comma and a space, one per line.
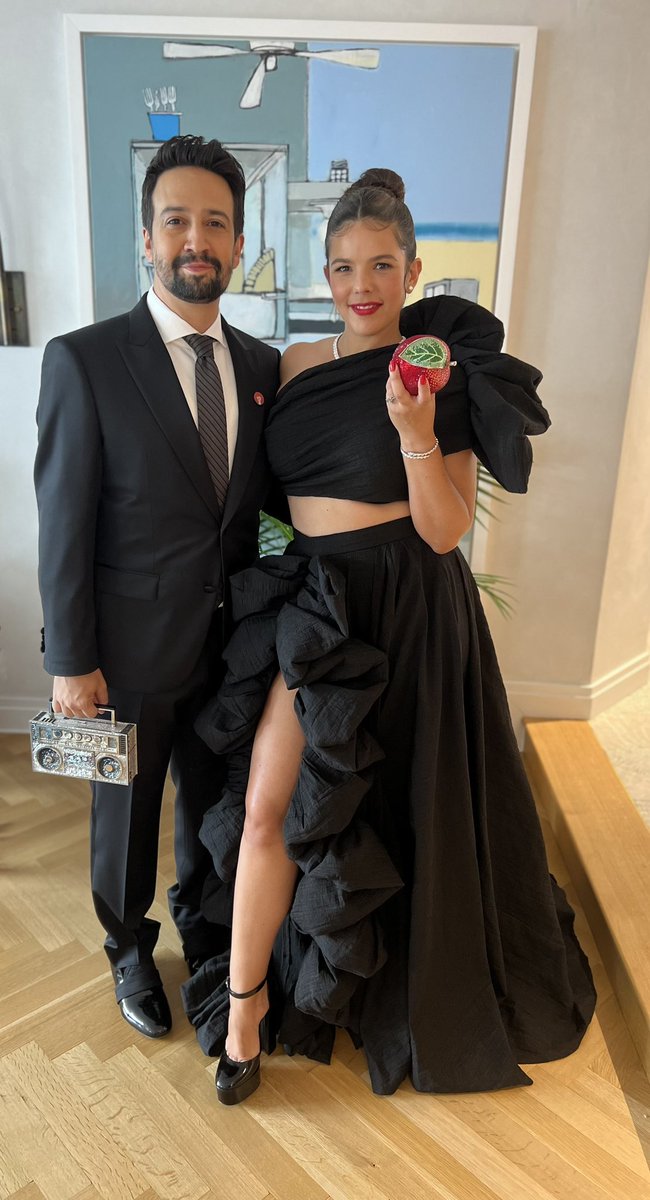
385, 388, 395, 404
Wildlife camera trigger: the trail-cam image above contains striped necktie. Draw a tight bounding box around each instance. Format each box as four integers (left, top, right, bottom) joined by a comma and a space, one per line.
184, 333, 229, 513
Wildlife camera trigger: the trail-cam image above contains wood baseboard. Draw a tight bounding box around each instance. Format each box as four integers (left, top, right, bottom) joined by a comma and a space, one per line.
524, 718, 650, 1079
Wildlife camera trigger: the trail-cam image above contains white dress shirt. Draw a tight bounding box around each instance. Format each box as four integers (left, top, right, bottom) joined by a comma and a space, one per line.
147, 287, 239, 472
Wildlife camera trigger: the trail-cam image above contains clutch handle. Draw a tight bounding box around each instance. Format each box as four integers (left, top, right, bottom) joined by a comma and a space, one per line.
48, 701, 117, 724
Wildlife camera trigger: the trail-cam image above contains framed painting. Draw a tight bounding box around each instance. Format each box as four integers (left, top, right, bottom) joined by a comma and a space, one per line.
65, 16, 537, 347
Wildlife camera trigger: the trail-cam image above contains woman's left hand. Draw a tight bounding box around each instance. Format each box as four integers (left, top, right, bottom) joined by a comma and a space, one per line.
385, 362, 437, 452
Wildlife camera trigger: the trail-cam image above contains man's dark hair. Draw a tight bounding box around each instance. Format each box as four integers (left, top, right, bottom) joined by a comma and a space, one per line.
141, 135, 246, 237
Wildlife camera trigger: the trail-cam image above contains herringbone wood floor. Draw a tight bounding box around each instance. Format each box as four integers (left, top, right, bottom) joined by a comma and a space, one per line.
1, 732, 649, 1200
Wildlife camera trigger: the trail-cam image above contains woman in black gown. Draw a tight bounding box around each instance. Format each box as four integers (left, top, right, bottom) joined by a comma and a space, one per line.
184, 169, 596, 1104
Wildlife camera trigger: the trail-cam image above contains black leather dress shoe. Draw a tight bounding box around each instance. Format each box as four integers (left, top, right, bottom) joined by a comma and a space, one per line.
117, 985, 172, 1038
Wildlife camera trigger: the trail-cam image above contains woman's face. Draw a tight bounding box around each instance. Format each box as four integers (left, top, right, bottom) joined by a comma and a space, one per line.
325, 219, 421, 345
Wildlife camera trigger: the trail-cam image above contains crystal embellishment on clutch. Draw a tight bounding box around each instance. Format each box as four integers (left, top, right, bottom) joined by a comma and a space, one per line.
390, 335, 454, 395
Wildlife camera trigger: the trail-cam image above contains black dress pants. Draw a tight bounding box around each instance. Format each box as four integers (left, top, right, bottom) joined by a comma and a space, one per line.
90, 619, 227, 999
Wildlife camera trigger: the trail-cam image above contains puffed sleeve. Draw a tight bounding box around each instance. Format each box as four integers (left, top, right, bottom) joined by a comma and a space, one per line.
400, 296, 550, 493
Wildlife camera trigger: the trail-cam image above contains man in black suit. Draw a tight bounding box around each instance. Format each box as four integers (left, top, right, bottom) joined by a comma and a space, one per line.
34, 136, 280, 1037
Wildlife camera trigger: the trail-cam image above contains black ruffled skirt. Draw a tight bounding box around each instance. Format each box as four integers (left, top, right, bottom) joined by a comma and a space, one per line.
184, 517, 595, 1095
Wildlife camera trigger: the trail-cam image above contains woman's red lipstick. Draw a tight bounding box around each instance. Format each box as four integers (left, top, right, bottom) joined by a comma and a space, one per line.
350, 303, 382, 316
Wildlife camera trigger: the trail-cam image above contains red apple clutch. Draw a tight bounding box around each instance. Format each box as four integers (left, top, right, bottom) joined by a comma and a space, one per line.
390, 335, 454, 395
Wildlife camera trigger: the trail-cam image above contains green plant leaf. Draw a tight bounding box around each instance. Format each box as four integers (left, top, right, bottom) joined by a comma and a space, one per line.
473, 574, 516, 618
258, 510, 293, 556
474, 464, 507, 528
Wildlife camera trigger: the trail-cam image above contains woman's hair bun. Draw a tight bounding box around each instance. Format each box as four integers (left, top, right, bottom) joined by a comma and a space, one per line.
352, 168, 405, 203
325, 166, 416, 262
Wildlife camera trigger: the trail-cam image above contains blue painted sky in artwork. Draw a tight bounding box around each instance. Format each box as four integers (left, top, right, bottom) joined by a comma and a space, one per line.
307, 43, 516, 225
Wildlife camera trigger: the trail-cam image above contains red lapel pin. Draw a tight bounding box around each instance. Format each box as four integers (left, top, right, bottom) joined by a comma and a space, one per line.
253, 391, 265, 406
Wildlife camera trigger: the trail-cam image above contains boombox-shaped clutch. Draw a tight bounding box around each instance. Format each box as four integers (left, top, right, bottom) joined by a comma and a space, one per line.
30, 706, 137, 785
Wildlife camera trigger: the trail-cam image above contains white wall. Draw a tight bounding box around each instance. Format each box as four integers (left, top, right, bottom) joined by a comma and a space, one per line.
592, 258, 650, 685
0, 351, 43, 725
479, 0, 650, 722
2, 0, 650, 730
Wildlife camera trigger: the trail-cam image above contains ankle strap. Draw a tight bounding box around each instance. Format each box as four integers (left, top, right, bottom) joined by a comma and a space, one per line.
226, 975, 267, 1000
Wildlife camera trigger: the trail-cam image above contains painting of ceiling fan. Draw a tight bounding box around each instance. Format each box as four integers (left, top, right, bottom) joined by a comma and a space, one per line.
162, 39, 381, 109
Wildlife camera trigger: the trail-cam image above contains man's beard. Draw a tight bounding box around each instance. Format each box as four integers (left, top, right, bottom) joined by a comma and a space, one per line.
155, 252, 232, 303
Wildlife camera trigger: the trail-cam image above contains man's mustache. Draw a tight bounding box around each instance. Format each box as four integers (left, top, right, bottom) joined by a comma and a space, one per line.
172, 253, 222, 272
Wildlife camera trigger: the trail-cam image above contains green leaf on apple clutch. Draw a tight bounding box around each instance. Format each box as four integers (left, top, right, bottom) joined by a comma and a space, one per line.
400, 338, 447, 368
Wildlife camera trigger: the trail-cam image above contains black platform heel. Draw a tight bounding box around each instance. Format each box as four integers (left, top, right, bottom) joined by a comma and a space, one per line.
215, 976, 276, 1106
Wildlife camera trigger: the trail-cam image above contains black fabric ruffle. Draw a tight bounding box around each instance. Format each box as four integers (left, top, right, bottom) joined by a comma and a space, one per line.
188, 552, 404, 1050
182, 951, 230, 1057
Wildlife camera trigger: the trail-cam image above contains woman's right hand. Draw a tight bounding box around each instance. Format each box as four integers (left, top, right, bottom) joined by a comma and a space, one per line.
385, 363, 437, 453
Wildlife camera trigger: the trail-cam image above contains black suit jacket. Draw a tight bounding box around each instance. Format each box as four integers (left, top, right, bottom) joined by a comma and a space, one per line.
34, 296, 280, 694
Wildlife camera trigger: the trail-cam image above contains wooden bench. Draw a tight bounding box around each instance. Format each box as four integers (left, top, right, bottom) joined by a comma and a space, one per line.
524, 718, 650, 1078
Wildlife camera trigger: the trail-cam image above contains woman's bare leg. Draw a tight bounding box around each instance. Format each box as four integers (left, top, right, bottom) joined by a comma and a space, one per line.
225, 672, 305, 1061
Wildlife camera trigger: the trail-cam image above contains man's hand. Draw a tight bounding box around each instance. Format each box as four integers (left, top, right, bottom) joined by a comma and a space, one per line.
52, 669, 109, 718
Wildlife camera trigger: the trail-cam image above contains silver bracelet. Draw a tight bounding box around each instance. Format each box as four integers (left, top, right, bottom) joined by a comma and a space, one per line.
400, 438, 439, 460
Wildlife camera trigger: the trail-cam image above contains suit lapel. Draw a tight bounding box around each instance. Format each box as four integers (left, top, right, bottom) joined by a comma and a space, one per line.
119, 297, 220, 520
221, 318, 266, 531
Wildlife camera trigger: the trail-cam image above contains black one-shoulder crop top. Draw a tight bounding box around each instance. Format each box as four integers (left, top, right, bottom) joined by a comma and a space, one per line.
265, 296, 549, 501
